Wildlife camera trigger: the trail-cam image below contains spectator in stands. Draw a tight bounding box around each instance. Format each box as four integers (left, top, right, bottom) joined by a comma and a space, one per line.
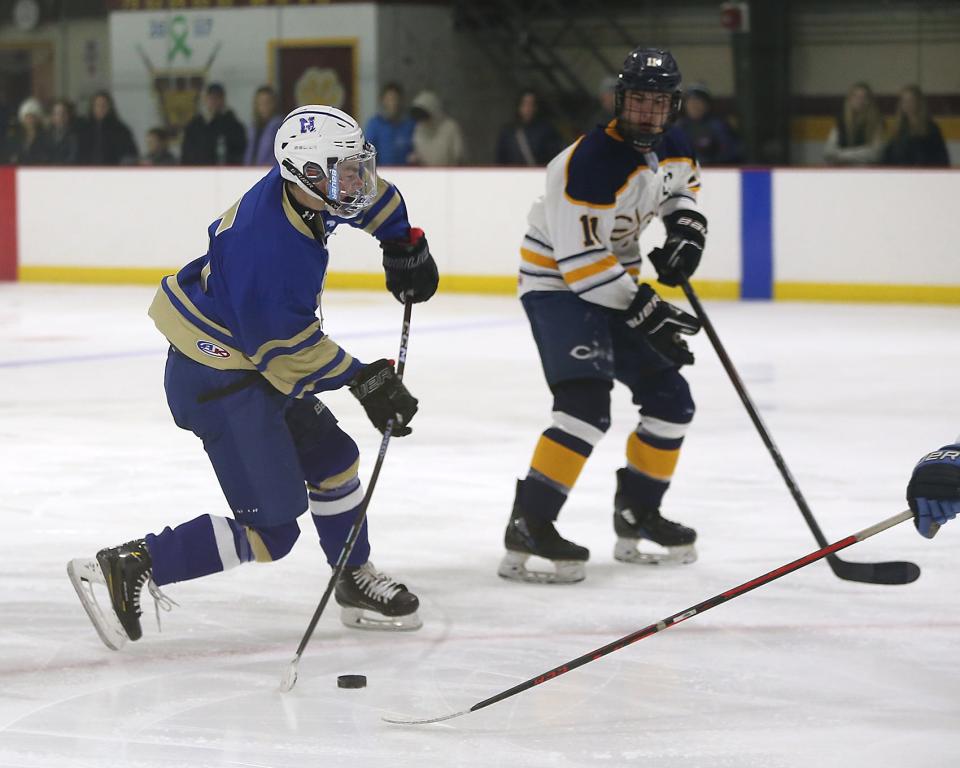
495, 89, 563, 166
78, 90, 138, 165
48, 99, 79, 165
408, 90, 465, 166
143, 127, 177, 166
244, 85, 282, 166
10, 97, 50, 165
823, 82, 884, 166
883, 85, 950, 167
181, 82, 247, 166
674, 82, 742, 165
584, 75, 618, 132
364, 82, 415, 166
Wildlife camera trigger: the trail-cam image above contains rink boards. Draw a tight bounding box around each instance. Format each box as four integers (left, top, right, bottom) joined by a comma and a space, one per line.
4, 165, 960, 303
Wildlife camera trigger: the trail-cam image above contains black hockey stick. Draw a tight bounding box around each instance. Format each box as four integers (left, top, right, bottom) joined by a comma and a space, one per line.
384, 509, 913, 726
281, 300, 413, 692
680, 279, 919, 585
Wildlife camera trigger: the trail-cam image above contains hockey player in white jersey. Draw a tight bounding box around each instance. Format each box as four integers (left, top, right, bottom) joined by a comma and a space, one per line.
500, 47, 707, 584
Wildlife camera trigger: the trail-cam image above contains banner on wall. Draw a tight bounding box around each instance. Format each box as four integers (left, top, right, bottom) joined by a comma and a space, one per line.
110, 6, 375, 151
271, 39, 357, 116
136, 15, 221, 134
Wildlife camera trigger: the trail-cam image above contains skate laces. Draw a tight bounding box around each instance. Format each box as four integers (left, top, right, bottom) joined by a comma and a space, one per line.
353, 563, 403, 603
146, 578, 178, 632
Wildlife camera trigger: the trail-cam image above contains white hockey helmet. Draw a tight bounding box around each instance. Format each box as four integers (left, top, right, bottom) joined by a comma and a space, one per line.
274, 105, 378, 218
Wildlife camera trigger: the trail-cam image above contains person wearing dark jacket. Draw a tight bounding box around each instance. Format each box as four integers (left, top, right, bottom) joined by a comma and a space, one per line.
48, 99, 80, 165
78, 91, 138, 165
883, 85, 950, 167
495, 90, 563, 166
181, 82, 247, 166
822, 82, 884, 166
143, 127, 177, 166
673, 83, 742, 165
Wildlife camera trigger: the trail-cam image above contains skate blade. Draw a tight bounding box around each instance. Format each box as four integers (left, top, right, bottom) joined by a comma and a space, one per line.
614, 540, 697, 566
340, 606, 423, 632
497, 551, 586, 584
67, 558, 128, 651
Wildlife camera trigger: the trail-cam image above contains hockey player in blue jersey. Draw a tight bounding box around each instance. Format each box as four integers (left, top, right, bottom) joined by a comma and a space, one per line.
499, 48, 706, 584
907, 442, 960, 538
68, 105, 439, 650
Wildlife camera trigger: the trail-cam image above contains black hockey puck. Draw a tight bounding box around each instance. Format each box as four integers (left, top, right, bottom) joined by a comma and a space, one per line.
337, 674, 367, 689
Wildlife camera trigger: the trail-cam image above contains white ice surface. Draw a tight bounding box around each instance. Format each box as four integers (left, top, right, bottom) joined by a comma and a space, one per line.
0, 285, 958, 768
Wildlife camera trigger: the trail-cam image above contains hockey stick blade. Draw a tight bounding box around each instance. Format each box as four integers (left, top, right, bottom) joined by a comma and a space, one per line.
382, 709, 471, 726
279, 657, 299, 692
827, 554, 920, 585
679, 280, 920, 586
382, 510, 913, 727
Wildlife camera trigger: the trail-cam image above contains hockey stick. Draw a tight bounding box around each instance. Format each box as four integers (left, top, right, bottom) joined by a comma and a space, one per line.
384, 508, 913, 726
680, 279, 919, 586
281, 300, 413, 693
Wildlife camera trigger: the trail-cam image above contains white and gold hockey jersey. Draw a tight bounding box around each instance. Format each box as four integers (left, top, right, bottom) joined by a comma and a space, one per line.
519, 123, 702, 310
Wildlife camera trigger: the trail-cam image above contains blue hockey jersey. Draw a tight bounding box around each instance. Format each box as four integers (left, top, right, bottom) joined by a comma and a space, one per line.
149, 166, 410, 398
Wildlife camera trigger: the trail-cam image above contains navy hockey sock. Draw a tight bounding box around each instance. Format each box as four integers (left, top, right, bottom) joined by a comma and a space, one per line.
146, 514, 300, 586
309, 477, 370, 566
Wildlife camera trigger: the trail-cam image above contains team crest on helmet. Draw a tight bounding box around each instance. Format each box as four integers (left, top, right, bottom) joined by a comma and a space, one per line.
299, 116, 316, 133
197, 340, 230, 358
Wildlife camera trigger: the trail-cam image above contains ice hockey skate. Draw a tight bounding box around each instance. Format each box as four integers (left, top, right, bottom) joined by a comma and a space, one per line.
613, 469, 697, 565
335, 561, 422, 631
498, 479, 589, 584
67, 538, 175, 650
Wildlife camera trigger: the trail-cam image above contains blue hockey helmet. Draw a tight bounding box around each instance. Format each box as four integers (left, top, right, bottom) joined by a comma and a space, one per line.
615, 47, 683, 150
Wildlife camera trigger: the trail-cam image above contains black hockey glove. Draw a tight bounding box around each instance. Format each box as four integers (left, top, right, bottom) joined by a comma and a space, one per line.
648, 210, 708, 287
381, 227, 439, 304
622, 283, 701, 367
348, 358, 418, 437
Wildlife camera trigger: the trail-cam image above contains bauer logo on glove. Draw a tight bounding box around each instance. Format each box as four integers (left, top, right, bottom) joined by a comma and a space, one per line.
348, 358, 419, 436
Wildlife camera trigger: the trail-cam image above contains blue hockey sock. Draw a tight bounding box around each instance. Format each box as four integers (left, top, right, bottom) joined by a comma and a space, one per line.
309, 478, 370, 566
145, 514, 300, 586
145, 514, 247, 586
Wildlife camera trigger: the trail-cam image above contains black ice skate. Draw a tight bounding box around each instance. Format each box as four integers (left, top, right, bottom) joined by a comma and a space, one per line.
67, 539, 175, 650
335, 561, 422, 631
498, 479, 589, 584
613, 469, 697, 565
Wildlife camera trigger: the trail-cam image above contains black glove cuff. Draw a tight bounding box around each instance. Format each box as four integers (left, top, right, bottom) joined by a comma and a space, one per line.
663, 210, 707, 248
382, 234, 431, 271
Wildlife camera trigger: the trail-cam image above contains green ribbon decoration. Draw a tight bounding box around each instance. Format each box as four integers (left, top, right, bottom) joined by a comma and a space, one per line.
167, 15, 192, 63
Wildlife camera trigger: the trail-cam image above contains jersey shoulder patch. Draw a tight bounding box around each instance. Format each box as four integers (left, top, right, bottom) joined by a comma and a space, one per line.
654, 126, 698, 165
564, 127, 641, 207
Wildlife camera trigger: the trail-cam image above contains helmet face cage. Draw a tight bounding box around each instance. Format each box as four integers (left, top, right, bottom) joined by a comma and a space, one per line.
614, 47, 683, 150
284, 144, 377, 219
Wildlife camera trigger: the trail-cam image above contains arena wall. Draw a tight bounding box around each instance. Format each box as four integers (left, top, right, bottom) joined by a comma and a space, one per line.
7, 166, 960, 304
